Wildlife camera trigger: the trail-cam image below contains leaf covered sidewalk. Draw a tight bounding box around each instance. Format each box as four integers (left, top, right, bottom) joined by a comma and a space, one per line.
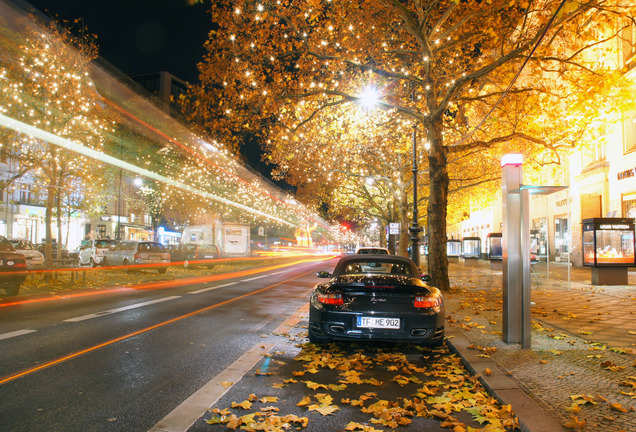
193, 330, 519, 432
445, 261, 636, 432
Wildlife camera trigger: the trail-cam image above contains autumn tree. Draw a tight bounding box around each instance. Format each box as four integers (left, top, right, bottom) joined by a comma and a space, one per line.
190, 0, 635, 290
0, 18, 113, 264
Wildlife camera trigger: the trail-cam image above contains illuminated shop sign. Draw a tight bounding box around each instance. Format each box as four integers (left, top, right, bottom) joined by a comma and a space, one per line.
617, 168, 635, 180
599, 224, 630, 230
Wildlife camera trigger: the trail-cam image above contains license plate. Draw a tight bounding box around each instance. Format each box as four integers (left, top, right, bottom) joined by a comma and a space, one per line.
357, 316, 400, 329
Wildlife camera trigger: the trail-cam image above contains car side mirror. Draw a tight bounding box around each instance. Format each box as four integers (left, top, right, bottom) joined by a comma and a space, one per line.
421, 274, 432, 282
316, 271, 331, 278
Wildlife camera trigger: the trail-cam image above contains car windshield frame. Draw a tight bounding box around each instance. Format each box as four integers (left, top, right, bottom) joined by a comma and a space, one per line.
356, 248, 389, 254
332, 257, 420, 278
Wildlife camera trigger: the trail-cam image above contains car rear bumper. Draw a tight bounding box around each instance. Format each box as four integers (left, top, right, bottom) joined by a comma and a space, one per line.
309, 306, 444, 343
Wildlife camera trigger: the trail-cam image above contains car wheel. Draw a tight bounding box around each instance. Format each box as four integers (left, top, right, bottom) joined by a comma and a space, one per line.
90, 258, 97, 268
158, 267, 167, 274
183, 259, 189, 269
78, 257, 84, 267
123, 259, 133, 272
3, 285, 20, 296
102, 257, 109, 267
308, 329, 331, 344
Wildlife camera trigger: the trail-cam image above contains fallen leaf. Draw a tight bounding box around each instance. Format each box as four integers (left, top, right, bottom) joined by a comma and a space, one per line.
609, 402, 629, 413
231, 400, 252, 410
563, 416, 586, 429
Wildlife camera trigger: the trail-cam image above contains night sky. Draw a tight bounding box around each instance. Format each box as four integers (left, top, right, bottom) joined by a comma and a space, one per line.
24, 0, 211, 84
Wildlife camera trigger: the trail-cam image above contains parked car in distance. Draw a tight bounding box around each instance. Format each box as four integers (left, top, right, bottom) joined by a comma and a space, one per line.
309, 254, 444, 346
102, 241, 170, 273
8, 238, 45, 270
170, 243, 220, 268
355, 247, 390, 254
36, 242, 70, 260
78, 238, 117, 267
0, 235, 27, 296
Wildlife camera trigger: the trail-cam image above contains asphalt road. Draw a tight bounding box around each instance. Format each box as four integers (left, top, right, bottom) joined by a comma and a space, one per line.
0, 259, 330, 432
0, 258, 508, 432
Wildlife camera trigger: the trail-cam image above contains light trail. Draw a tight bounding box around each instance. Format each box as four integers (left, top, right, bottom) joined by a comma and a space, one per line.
0, 255, 337, 308
0, 112, 299, 227
0, 268, 318, 386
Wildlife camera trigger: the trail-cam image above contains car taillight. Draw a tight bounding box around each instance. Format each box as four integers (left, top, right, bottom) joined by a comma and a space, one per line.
414, 296, 442, 308
134, 252, 142, 262
317, 293, 344, 305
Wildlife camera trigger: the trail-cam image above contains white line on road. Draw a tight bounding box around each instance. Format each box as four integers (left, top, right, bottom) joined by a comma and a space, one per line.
268, 270, 288, 275
148, 343, 274, 432
64, 296, 182, 322
241, 275, 269, 282
188, 282, 238, 294
0, 329, 37, 341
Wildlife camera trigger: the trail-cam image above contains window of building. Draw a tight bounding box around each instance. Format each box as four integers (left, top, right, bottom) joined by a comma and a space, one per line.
19, 183, 34, 204
622, 20, 636, 69
582, 122, 607, 166
624, 112, 636, 154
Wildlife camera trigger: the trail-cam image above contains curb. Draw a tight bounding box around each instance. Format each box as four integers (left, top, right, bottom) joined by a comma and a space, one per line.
446, 328, 567, 432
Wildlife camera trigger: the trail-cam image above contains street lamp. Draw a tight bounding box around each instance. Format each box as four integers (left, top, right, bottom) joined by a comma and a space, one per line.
409, 120, 422, 267
357, 84, 422, 264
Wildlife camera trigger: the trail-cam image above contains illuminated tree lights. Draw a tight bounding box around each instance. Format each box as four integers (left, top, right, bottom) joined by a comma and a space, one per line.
0, 13, 334, 247
192, 0, 636, 290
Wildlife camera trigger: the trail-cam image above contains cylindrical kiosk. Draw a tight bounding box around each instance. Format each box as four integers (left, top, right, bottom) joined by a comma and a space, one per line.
582, 218, 635, 285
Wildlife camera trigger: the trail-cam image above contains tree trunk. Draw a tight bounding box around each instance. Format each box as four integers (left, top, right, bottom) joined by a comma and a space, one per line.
44, 181, 56, 268
56, 185, 62, 260
426, 122, 450, 291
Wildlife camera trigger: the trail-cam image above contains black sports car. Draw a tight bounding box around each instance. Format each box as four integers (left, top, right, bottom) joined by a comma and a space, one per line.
309, 255, 444, 345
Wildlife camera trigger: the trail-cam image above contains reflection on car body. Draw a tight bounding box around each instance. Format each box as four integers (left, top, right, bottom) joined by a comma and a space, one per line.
309, 255, 444, 346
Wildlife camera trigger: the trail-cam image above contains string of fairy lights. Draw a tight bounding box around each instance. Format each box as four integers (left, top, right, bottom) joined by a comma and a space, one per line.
0, 10, 335, 241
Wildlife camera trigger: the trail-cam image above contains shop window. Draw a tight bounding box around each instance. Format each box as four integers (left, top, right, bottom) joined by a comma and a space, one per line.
624, 112, 636, 154
623, 196, 636, 218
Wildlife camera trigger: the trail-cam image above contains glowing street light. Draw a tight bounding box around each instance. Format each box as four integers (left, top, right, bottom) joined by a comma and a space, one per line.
358, 86, 379, 110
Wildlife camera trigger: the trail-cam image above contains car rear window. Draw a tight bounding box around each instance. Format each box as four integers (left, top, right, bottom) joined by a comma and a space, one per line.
0, 238, 15, 252
139, 242, 166, 253
335, 259, 417, 277
198, 245, 218, 252
95, 240, 116, 248
357, 248, 389, 254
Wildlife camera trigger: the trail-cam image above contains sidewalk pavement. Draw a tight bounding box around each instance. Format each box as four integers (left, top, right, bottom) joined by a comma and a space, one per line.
443, 260, 636, 432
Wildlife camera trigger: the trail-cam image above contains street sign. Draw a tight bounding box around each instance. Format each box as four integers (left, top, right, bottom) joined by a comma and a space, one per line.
389, 223, 399, 229
389, 228, 399, 235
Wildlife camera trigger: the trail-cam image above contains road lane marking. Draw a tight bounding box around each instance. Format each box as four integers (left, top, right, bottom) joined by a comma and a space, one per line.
148, 343, 274, 432
269, 270, 288, 275
241, 275, 269, 282
0, 329, 37, 341
64, 296, 181, 322
188, 282, 238, 294
0, 268, 318, 386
